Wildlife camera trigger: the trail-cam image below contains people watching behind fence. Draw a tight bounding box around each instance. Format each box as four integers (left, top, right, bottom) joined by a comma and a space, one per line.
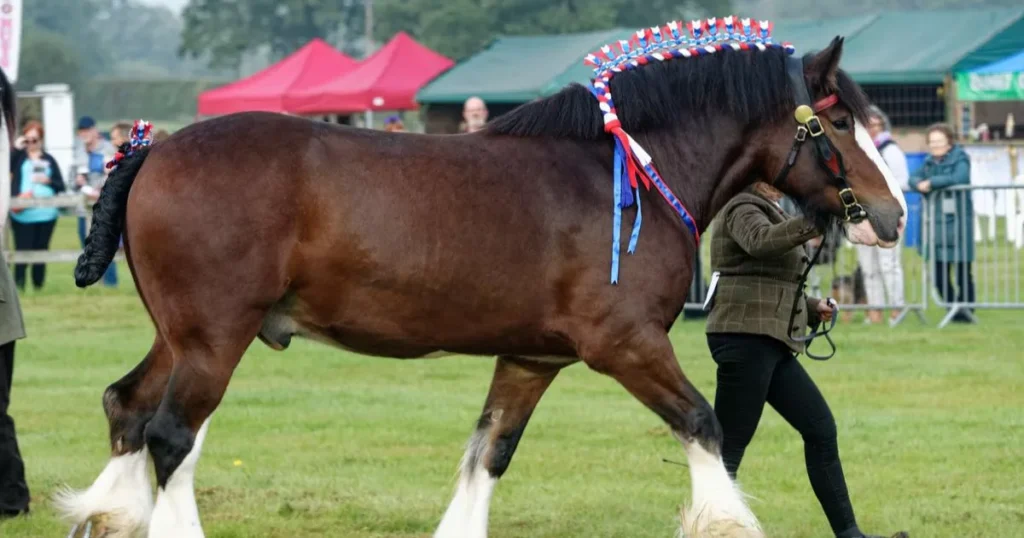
8, 120, 66, 291
910, 123, 974, 322
855, 106, 909, 323
72, 116, 118, 288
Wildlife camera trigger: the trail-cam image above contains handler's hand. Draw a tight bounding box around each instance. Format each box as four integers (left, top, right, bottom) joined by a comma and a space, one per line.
917, 180, 932, 193
817, 298, 837, 322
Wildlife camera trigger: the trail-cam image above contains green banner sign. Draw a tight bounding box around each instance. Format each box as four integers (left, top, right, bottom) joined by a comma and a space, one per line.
956, 71, 1024, 101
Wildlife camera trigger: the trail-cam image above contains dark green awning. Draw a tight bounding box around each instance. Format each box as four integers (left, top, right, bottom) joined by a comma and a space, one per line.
417, 9, 1024, 105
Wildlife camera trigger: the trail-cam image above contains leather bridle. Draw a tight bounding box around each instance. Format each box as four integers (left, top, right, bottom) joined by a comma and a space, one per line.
773, 54, 871, 361
772, 54, 868, 224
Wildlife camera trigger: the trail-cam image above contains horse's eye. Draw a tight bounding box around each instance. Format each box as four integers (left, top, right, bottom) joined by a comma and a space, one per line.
832, 118, 851, 131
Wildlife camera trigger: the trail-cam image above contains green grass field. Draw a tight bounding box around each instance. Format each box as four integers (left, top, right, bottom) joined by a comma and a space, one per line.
2, 218, 1023, 538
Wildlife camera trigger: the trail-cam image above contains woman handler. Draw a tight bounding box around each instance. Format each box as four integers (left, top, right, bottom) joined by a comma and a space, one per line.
705, 182, 907, 538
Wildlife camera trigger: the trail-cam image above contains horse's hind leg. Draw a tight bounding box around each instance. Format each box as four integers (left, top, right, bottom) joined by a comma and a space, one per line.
434, 356, 565, 538
583, 324, 763, 538
143, 321, 257, 538
56, 336, 173, 538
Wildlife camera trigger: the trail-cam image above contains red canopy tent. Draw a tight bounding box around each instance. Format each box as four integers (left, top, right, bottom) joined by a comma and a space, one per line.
285, 32, 453, 114
197, 39, 358, 116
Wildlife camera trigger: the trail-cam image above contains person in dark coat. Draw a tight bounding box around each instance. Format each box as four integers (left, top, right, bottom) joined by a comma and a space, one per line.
705, 182, 908, 538
1, 113, 30, 518
0, 249, 28, 518
909, 123, 974, 321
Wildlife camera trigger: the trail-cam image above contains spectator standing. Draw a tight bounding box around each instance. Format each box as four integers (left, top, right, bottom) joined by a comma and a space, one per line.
910, 123, 974, 322
8, 121, 65, 291
72, 116, 118, 287
461, 96, 488, 133
110, 121, 132, 149
855, 106, 909, 324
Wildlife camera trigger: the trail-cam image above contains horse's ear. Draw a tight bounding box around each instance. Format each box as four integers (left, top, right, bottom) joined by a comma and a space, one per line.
805, 37, 845, 89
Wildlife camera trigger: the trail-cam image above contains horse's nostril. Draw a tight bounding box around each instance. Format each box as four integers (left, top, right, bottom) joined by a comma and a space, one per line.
897, 216, 906, 234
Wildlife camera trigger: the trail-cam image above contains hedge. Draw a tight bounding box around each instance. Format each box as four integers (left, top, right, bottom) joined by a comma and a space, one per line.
73, 78, 229, 121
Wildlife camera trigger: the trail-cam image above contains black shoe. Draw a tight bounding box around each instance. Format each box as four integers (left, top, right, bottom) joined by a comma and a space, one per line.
951, 312, 973, 323
859, 533, 909, 538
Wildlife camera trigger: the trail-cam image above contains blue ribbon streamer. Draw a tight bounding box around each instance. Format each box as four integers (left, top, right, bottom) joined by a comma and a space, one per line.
611, 139, 625, 284
628, 187, 642, 253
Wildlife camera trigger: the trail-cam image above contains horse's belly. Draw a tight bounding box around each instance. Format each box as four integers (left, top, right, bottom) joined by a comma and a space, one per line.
259, 301, 574, 360
259, 309, 441, 357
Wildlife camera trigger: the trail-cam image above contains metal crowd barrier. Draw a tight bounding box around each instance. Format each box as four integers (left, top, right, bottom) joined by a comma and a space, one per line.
820, 219, 929, 327
684, 184, 1024, 329
924, 184, 1024, 328
682, 202, 928, 327
2, 194, 125, 264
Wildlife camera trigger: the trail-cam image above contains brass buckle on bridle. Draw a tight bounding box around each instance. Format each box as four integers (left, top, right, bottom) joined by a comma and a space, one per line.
838, 188, 867, 222
794, 105, 825, 137
806, 117, 825, 137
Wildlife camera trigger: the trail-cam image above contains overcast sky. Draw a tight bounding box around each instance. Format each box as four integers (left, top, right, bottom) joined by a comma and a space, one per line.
138, 0, 188, 13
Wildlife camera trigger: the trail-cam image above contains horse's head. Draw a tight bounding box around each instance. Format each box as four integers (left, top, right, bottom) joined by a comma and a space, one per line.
761, 37, 906, 247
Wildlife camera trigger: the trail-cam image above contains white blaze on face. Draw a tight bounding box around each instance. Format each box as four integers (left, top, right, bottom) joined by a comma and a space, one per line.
855, 120, 908, 217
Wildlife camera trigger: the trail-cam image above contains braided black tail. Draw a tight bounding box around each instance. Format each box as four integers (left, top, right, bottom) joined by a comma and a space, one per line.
74, 147, 151, 288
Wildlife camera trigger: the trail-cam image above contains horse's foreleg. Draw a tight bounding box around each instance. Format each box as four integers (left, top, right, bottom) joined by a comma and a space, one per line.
56, 336, 173, 538
434, 356, 565, 538
584, 325, 763, 538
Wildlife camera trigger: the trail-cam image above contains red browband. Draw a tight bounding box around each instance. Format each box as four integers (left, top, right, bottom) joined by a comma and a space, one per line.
813, 94, 839, 112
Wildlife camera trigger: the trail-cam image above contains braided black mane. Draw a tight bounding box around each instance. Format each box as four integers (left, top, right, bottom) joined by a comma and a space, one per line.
487, 46, 870, 140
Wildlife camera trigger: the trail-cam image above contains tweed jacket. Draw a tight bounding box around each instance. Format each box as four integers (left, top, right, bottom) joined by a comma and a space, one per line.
705, 192, 823, 353
1, 248, 26, 346
2, 114, 27, 345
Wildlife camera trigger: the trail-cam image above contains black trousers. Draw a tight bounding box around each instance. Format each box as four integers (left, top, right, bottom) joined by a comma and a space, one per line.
0, 341, 29, 514
708, 333, 860, 537
934, 261, 975, 305
9, 219, 57, 290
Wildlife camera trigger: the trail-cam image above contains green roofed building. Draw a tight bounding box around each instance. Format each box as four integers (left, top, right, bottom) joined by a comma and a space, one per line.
417, 9, 1024, 137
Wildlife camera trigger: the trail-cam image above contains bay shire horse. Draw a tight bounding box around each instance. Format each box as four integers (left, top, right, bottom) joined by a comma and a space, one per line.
60, 28, 905, 538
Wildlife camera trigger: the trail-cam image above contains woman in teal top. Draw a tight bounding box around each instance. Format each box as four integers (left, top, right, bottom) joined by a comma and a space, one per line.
9, 121, 65, 290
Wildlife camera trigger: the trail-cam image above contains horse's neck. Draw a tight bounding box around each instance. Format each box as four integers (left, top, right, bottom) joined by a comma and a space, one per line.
639, 126, 756, 233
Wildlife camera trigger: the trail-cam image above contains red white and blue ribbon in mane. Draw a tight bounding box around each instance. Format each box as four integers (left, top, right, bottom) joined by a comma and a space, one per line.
584, 17, 795, 283
106, 120, 154, 170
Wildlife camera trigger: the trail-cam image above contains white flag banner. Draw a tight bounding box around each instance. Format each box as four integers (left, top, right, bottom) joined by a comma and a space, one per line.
0, 0, 22, 83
